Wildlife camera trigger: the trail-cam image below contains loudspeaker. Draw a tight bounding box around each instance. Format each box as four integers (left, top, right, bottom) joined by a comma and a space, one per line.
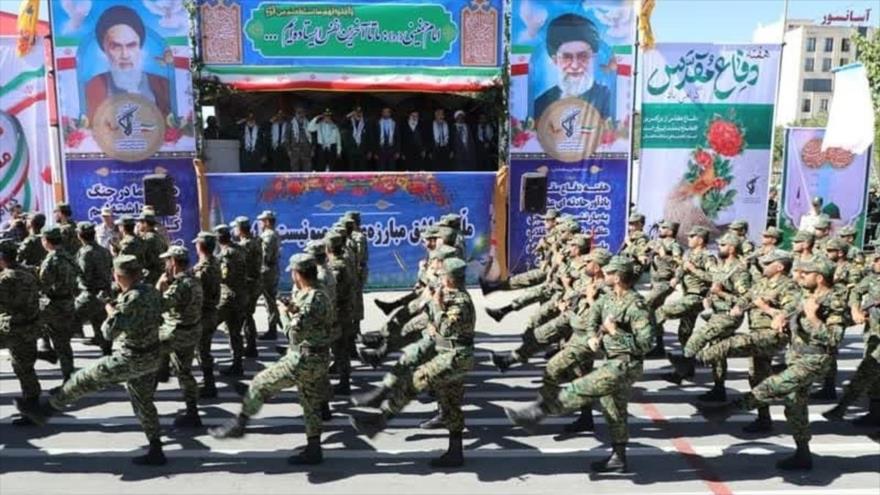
143, 174, 175, 216
521, 174, 548, 213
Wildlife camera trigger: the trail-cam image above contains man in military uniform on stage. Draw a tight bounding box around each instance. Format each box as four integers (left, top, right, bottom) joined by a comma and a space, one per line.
0, 239, 42, 426
257, 211, 281, 341
17, 255, 167, 466
352, 258, 475, 468
38, 227, 79, 382
53, 203, 79, 256
215, 224, 248, 376
234, 216, 263, 358
644, 220, 683, 356
505, 256, 654, 473
210, 253, 333, 466
192, 232, 222, 398
138, 211, 167, 285
156, 246, 204, 427
74, 221, 113, 355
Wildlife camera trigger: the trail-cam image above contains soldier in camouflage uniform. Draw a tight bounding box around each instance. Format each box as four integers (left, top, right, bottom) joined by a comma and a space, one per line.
113, 215, 145, 265
837, 225, 866, 268
748, 227, 782, 280
344, 211, 369, 288
655, 226, 716, 383
0, 240, 42, 426
156, 246, 204, 427
620, 213, 650, 279
53, 203, 79, 256
727, 220, 755, 257
668, 234, 751, 401
352, 258, 475, 468
812, 216, 832, 252
17, 255, 167, 466
791, 230, 817, 268
506, 256, 654, 473
17, 212, 47, 270
211, 254, 333, 466
234, 216, 263, 358
375, 225, 440, 315
699, 258, 847, 471
192, 232, 222, 398
644, 220, 683, 356
339, 215, 365, 349
438, 213, 466, 259
74, 222, 113, 355
141, 205, 170, 245
326, 230, 356, 395
696, 249, 799, 433
215, 224, 248, 376
480, 209, 559, 294
138, 212, 168, 286
38, 227, 79, 382
257, 210, 281, 341
824, 246, 880, 426
305, 239, 336, 421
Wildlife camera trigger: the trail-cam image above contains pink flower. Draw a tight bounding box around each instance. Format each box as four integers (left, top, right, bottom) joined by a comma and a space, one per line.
693, 148, 714, 170
707, 119, 744, 157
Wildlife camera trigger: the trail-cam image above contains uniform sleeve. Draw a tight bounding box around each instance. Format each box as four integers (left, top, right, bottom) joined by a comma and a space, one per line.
727, 269, 752, 308
162, 280, 187, 312
690, 254, 716, 283
627, 298, 655, 354
801, 293, 846, 349
436, 298, 466, 338
849, 278, 870, 307
571, 297, 603, 339
102, 292, 137, 341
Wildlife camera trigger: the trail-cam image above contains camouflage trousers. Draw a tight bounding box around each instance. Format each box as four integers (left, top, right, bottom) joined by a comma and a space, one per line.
42, 297, 76, 377
508, 268, 546, 290
5, 328, 40, 400
51, 350, 161, 442
656, 293, 703, 347
217, 298, 245, 362
382, 345, 474, 433
379, 297, 426, 348
697, 327, 789, 388
242, 350, 328, 437
332, 319, 355, 378
260, 272, 280, 334
75, 291, 109, 349
241, 281, 260, 343
197, 308, 219, 373
646, 281, 675, 341
159, 324, 202, 405
526, 298, 563, 333
539, 333, 596, 406
548, 357, 643, 444
510, 284, 552, 311
740, 352, 831, 443
513, 312, 573, 363
836, 334, 880, 409
684, 313, 743, 382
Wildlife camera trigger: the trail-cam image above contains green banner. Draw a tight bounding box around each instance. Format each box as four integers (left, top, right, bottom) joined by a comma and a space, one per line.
244, 3, 458, 59
641, 103, 775, 150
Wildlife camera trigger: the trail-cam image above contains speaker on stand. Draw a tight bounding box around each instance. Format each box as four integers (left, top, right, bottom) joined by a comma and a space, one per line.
520, 173, 548, 214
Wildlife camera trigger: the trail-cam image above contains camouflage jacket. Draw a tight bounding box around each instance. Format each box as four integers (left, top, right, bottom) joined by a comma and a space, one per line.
676, 248, 717, 295
647, 237, 683, 282
790, 287, 847, 353
193, 256, 221, 312
259, 229, 280, 278
17, 234, 46, 269
217, 243, 247, 304
707, 258, 752, 312
0, 267, 41, 333
620, 231, 650, 269
283, 286, 333, 349
117, 234, 145, 264
328, 255, 354, 317
103, 283, 163, 353
578, 288, 653, 357
239, 236, 263, 286
39, 250, 79, 300
161, 271, 203, 329
316, 263, 338, 325
748, 274, 800, 329
76, 241, 113, 293
428, 287, 476, 351
58, 221, 79, 256
848, 270, 880, 337
140, 231, 168, 281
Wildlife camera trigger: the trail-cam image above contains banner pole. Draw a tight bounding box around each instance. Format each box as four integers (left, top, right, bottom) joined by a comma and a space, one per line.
45, 0, 66, 206
629, 3, 641, 222
766, 0, 789, 227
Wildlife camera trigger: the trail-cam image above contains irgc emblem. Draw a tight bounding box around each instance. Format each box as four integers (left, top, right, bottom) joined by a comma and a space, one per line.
537, 97, 605, 163
92, 94, 165, 162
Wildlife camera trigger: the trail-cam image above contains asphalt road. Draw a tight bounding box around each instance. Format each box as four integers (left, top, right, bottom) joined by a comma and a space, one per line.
1, 288, 878, 495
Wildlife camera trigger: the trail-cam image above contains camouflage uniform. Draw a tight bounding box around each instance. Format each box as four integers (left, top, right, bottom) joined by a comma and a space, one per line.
74, 237, 113, 351
656, 245, 716, 347
117, 233, 146, 265
51, 261, 165, 443
158, 264, 204, 406
644, 236, 683, 311
17, 233, 46, 270
39, 241, 79, 379
194, 248, 221, 381
58, 220, 79, 257
140, 229, 168, 286
217, 237, 248, 367
327, 232, 355, 387
237, 228, 263, 350
837, 267, 880, 411
0, 261, 42, 401
259, 224, 281, 335
619, 230, 650, 278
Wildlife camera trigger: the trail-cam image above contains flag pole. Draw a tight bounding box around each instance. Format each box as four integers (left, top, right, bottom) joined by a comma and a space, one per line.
767, 0, 789, 229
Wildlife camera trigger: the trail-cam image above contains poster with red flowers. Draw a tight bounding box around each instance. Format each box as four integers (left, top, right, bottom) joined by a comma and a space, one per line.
637, 43, 781, 244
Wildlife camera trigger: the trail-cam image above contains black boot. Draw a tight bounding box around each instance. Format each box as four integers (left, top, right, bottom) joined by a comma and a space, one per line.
132, 439, 167, 466
276, 345, 288, 356
486, 305, 512, 322
359, 331, 385, 349
321, 402, 332, 421
696, 399, 740, 424
209, 413, 249, 439
852, 399, 880, 427
809, 375, 836, 400
490, 351, 517, 373
667, 352, 695, 380
288, 435, 323, 465
479, 278, 501, 296
776, 440, 812, 470
822, 403, 847, 422
698, 383, 727, 403
258, 329, 277, 341
742, 407, 772, 433
11, 397, 39, 426
430, 431, 464, 468
374, 299, 400, 316
156, 359, 170, 383
359, 344, 386, 369
173, 401, 202, 427
420, 406, 444, 429
352, 386, 389, 408
244, 334, 259, 358
220, 361, 244, 377
504, 400, 547, 433
14, 396, 59, 426
37, 349, 58, 365
563, 407, 594, 433
333, 375, 351, 397
591, 443, 628, 473
199, 369, 218, 399
100, 343, 112, 356
646, 333, 666, 358
350, 409, 389, 439
661, 371, 684, 386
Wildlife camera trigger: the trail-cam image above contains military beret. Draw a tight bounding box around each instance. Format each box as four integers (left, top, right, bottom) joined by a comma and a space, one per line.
814, 216, 831, 229
628, 212, 645, 224
438, 214, 462, 229
257, 210, 275, 220
687, 226, 710, 238
717, 233, 741, 248
0, 239, 18, 259
76, 221, 95, 233
28, 212, 46, 222
332, 224, 348, 237
286, 253, 316, 272
759, 249, 792, 266
100, 206, 113, 216
213, 224, 231, 235
233, 216, 250, 227
304, 240, 327, 256
762, 227, 781, 238
115, 215, 136, 226
838, 225, 857, 237
587, 247, 612, 266
729, 220, 748, 231
442, 257, 467, 279
42, 226, 62, 242
824, 238, 848, 251
113, 254, 142, 274
568, 234, 591, 251
799, 257, 834, 280
792, 230, 815, 243
422, 225, 441, 239
192, 231, 217, 244
138, 211, 157, 223
159, 245, 189, 262
541, 209, 559, 220
429, 245, 458, 261
604, 255, 634, 275
54, 203, 72, 215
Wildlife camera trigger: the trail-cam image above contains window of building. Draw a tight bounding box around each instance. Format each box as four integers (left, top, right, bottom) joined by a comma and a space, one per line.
803, 78, 833, 92
806, 37, 816, 52
822, 58, 832, 72
804, 58, 814, 72
841, 38, 851, 52
840, 57, 849, 67
820, 98, 829, 112
802, 98, 811, 113
824, 37, 834, 52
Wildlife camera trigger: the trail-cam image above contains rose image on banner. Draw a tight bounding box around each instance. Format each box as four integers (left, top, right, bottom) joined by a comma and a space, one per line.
637, 43, 780, 244
779, 127, 872, 247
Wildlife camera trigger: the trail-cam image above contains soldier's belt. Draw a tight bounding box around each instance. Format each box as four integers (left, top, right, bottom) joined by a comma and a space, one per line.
791, 343, 831, 355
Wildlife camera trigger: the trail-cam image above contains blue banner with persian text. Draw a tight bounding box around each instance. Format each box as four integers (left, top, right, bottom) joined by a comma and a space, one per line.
508, 158, 628, 274
64, 158, 200, 246
205, 172, 496, 291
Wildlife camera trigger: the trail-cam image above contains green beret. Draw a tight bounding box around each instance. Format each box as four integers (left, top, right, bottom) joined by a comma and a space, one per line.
587, 247, 612, 266
762, 227, 781, 239
286, 253, 316, 273
115, 215, 136, 226
438, 214, 462, 229
687, 226, 709, 239
759, 249, 792, 266
628, 212, 645, 224
257, 210, 275, 221
799, 257, 834, 280
442, 257, 467, 279
563, 220, 582, 234
340, 216, 356, 227
824, 238, 848, 251
604, 255, 634, 275
192, 231, 217, 245
429, 245, 458, 261
159, 245, 189, 262
76, 221, 95, 233
838, 225, 857, 237
541, 209, 559, 220
729, 220, 748, 231
717, 233, 741, 248
332, 225, 348, 237
344, 210, 361, 222
113, 254, 142, 274
792, 230, 815, 243
233, 216, 250, 227
814, 216, 831, 230
42, 226, 62, 242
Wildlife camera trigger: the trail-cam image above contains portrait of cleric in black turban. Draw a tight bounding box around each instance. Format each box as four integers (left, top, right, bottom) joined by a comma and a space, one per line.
534, 13, 612, 123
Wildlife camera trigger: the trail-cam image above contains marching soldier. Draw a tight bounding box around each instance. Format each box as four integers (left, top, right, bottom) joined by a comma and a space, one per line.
74, 222, 113, 355
727, 220, 755, 257
326, 230, 355, 396
53, 203, 79, 256
17, 212, 47, 270
113, 215, 145, 265
192, 232, 222, 398
620, 212, 650, 279
257, 211, 281, 341
215, 224, 248, 377
234, 216, 263, 358
375, 224, 440, 315
38, 227, 79, 382
138, 212, 168, 285
644, 220, 683, 356
481, 209, 560, 295
791, 230, 817, 266
812, 216, 832, 252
